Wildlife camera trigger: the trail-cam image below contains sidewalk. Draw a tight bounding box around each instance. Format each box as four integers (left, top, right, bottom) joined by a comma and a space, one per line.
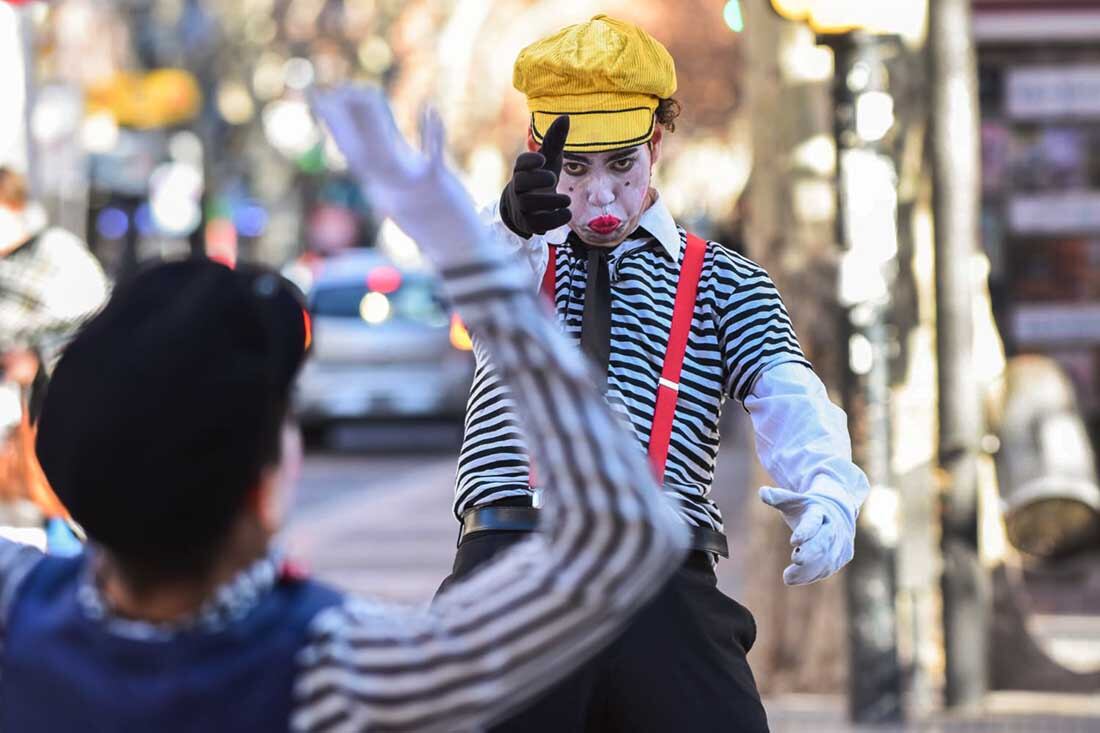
765, 693, 1100, 732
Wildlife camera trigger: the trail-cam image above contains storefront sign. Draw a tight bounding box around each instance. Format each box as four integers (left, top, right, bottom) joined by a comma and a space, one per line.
1006, 65, 1100, 119
86, 70, 203, 129
1009, 192, 1100, 235
1014, 303, 1100, 346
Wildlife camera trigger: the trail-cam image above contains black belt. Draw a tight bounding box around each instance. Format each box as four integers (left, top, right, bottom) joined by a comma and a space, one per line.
459, 505, 729, 558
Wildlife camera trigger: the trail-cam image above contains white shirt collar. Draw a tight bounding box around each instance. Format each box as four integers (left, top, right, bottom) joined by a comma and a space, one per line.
544, 191, 682, 261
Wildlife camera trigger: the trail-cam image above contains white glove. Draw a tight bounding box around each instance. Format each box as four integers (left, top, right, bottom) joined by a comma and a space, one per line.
759, 486, 855, 586
309, 86, 487, 271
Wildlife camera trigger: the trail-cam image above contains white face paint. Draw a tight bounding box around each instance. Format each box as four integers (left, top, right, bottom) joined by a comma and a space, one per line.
558, 143, 656, 248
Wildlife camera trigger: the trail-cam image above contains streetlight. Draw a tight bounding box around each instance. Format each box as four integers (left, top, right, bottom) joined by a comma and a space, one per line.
771, 0, 926, 40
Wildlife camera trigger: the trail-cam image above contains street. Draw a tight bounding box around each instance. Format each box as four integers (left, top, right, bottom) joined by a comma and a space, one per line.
285, 421, 465, 603
284, 416, 752, 604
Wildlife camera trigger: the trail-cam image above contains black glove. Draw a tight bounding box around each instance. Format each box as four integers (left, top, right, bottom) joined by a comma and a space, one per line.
499, 115, 572, 238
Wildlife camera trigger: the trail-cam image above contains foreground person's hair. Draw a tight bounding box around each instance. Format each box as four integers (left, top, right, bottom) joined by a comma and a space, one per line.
35, 259, 309, 583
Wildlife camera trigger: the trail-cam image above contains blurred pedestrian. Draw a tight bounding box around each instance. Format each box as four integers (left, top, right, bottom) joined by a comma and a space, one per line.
445, 15, 872, 731
0, 167, 107, 539
0, 89, 690, 732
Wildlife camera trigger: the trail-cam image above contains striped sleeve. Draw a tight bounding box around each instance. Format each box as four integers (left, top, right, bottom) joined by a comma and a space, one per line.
715, 251, 812, 404
291, 239, 690, 732
478, 199, 550, 288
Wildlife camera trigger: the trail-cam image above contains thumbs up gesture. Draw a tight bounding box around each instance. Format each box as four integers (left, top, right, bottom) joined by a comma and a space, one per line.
499, 116, 573, 238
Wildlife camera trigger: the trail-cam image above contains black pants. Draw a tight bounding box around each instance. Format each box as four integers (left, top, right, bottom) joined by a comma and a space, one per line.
438, 530, 771, 733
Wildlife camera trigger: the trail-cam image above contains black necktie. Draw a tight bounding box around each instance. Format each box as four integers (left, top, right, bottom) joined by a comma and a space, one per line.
569, 228, 652, 391
581, 245, 612, 391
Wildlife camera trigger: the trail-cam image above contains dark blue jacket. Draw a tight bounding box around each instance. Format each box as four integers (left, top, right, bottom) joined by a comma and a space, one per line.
1, 553, 342, 732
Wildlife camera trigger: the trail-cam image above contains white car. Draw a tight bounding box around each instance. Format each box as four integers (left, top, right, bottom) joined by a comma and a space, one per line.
293, 251, 475, 435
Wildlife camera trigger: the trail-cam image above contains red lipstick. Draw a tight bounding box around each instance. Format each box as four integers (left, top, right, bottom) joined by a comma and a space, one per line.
588, 215, 621, 235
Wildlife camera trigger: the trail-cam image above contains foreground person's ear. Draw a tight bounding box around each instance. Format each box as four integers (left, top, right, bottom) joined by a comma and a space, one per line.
249, 478, 280, 533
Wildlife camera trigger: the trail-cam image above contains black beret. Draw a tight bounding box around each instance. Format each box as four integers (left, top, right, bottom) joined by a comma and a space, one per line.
35, 258, 308, 564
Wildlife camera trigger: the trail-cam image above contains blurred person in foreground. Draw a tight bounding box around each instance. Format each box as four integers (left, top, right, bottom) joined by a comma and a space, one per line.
440, 15, 871, 731
0, 89, 689, 732
0, 167, 107, 544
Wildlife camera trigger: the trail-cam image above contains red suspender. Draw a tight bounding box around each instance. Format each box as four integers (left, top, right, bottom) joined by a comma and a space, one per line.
530, 235, 706, 486
541, 245, 557, 302
648, 233, 707, 481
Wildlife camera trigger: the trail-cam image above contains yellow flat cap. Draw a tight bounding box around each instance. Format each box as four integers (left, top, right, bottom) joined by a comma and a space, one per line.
514, 15, 677, 153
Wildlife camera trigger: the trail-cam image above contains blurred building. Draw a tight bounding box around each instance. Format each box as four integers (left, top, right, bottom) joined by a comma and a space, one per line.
975, 0, 1100, 452
5, 0, 754, 280
972, 0, 1100, 694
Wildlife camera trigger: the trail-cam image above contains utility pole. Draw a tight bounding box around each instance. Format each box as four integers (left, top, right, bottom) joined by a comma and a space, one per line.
825, 29, 904, 724
928, 0, 989, 708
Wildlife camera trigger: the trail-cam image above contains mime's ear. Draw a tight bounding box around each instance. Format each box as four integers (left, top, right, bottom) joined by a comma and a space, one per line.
649, 127, 664, 166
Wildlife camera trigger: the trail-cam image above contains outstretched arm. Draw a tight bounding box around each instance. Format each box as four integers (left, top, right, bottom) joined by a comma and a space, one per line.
747, 362, 869, 586
294, 88, 689, 733
714, 256, 866, 586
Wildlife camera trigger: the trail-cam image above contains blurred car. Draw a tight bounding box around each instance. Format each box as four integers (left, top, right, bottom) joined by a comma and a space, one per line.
292, 251, 475, 434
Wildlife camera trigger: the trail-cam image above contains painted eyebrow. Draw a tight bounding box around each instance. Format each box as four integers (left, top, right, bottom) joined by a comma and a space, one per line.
607, 149, 639, 163
562, 149, 639, 164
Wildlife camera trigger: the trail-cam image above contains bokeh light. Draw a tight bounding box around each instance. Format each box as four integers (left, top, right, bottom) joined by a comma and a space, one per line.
151, 196, 201, 236
262, 99, 321, 159
367, 265, 402, 294
95, 207, 129, 240
283, 57, 315, 91
217, 81, 256, 125
359, 291, 391, 324
134, 203, 156, 236
233, 202, 269, 238
80, 112, 120, 154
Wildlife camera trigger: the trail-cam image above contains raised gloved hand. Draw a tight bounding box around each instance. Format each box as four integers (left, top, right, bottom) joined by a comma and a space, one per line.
309, 86, 486, 270
759, 486, 855, 586
499, 116, 572, 239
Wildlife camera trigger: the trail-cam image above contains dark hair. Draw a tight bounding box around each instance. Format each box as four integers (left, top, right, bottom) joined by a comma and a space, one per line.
655, 98, 682, 133
36, 259, 308, 584
0, 167, 28, 209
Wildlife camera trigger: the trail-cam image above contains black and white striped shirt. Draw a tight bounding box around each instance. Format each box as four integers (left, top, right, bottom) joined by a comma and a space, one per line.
0, 227, 689, 731
456, 195, 812, 532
